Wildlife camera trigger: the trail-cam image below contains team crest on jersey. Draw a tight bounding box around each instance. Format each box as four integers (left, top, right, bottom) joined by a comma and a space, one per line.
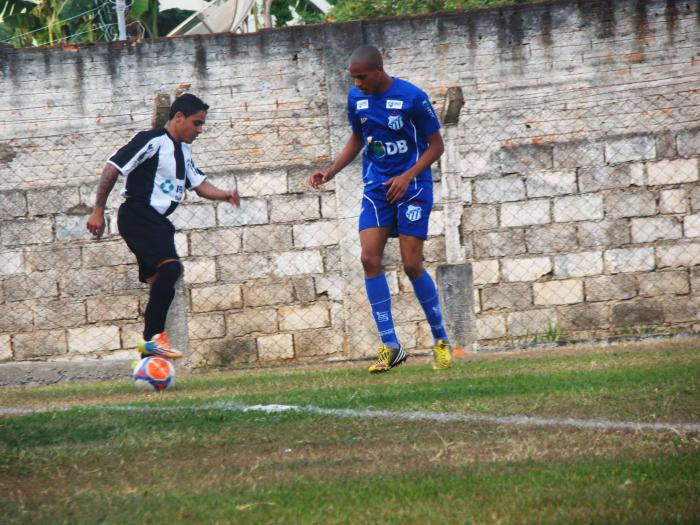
388, 112, 404, 130
406, 204, 422, 222
160, 180, 175, 194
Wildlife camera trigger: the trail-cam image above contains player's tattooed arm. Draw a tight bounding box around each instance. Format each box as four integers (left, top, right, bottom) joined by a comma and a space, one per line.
86, 163, 120, 239
93, 164, 120, 209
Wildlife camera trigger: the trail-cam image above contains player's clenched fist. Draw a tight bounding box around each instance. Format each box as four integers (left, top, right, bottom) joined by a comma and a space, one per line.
309, 169, 334, 189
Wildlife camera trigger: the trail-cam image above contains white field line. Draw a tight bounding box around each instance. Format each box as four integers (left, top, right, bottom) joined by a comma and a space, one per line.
2, 401, 700, 433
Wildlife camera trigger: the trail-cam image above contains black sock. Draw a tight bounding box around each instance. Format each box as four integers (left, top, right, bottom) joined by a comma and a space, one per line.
143, 261, 182, 341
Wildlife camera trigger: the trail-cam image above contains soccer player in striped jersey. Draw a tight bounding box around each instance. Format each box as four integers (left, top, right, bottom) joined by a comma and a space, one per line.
309, 45, 452, 373
87, 94, 240, 361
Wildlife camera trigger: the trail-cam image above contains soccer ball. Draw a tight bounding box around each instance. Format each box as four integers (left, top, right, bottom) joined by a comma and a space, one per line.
133, 356, 175, 391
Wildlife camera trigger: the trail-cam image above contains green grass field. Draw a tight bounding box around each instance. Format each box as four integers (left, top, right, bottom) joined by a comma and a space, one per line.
1, 340, 699, 524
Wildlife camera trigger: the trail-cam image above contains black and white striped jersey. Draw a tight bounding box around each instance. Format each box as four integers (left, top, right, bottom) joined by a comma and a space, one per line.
108, 128, 207, 216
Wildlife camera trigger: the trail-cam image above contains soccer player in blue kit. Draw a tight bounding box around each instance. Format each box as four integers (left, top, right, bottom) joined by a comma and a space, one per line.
309, 45, 452, 373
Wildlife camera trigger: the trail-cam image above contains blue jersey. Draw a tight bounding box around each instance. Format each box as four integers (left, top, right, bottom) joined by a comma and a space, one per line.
347, 77, 441, 190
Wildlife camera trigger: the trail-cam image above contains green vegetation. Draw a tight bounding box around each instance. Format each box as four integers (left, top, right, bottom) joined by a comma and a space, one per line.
1, 342, 699, 523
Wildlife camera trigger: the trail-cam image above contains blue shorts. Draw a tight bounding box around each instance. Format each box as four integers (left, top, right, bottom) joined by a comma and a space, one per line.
359, 182, 433, 239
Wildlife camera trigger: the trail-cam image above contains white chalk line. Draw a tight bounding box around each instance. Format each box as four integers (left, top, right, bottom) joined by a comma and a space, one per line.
2, 401, 700, 433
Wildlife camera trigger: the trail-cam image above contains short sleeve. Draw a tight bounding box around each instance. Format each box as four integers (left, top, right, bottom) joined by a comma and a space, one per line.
107, 131, 158, 176
347, 94, 362, 135
411, 91, 441, 139
185, 157, 207, 190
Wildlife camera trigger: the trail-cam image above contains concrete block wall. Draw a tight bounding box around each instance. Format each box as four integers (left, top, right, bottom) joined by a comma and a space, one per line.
1, 0, 699, 366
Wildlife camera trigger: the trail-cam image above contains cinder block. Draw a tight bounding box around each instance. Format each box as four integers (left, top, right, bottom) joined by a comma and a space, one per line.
27, 186, 80, 216
13, 330, 67, 359
218, 199, 268, 226
1, 217, 53, 245
461, 205, 498, 232
656, 242, 700, 268
639, 270, 689, 297
476, 314, 507, 340
257, 333, 294, 360
242, 280, 294, 307
684, 214, 700, 238
86, 295, 139, 322
3, 272, 58, 302
659, 189, 688, 214
526, 170, 576, 197
67, 325, 121, 354
552, 140, 604, 168
647, 158, 699, 186
273, 250, 323, 276
242, 224, 293, 252
554, 251, 603, 278
188, 313, 226, 340
557, 303, 609, 331
189, 228, 242, 256
270, 195, 320, 222
481, 283, 532, 310
82, 240, 134, 268
293, 221, 340, 248
526, 223, 578, 253
474, 230, 526, 258
677, 128, 700, 156
605, 247, 655, 273
612, 300, 663, 327
191, 283, 242, 313
585, 274, 637, 302
534, 279, 583, 305
501, 200, 550, 227
170, 204, 216, 230
507, 308, 556, 337
553, 195, 604, 222
0, 303, 33, 332
498, 143, 553, 173
182, 258, 217, 284
663, 296, 700, 323
631, 217, 682, 243
236, 170, 287, 196
474, 176, 525, 203
226, 308, 278, 337
278, 303, 330, 331
0, 191, 27, 219
578, 164, 642, 192
472, 260, 500, 285
294, 328, 345, 357
605, 135, 656, 164
0, 334, 11, 362
502, 256, 551, 282
219, 253, 272, 281
0, 250, 24, 276
209, 337, 257, 365
605, 191, 656, 218
578, 220, 630, 248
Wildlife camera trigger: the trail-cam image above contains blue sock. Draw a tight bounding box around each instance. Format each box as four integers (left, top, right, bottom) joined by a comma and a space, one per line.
364, 274, 400, 349
411, 271, 449, 344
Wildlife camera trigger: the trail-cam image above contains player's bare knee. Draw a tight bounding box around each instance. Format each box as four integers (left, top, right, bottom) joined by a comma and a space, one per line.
403, 262, 424, 280
360, 253, 382, 275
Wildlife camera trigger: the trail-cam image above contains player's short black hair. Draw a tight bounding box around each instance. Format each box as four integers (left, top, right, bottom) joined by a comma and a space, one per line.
169, 93, 209, 119
350, 45, 383, 69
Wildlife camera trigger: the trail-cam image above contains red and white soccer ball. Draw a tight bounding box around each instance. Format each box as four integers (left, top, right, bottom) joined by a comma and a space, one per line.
133, 356, 175, 391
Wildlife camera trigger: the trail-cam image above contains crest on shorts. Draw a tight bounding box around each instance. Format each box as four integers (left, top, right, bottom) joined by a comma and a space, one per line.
405, 204, 422, 222
388, 112, 403, 130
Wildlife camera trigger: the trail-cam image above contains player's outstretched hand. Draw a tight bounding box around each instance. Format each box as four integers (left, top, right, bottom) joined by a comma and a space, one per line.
383, 174, 411, 203
86, 210, 106, 239
309, 169, 333, 189
226, 189, 241, 207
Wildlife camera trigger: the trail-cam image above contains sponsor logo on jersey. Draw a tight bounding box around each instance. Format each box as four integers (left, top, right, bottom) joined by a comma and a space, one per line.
376, 311, 390, 322
388, 112, 404, 130
422, 99, 437, 119
406, 204, 422, 222
160, 180, 175, 194
356, 99, 369, 110
367, 139, 408, 158
386, 99, 403, 109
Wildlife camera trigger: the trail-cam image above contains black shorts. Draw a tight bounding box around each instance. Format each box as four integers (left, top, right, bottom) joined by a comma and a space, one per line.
118, 199, 178, 283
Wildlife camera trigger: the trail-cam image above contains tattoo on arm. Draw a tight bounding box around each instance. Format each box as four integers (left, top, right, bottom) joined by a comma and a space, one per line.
94, 165, 120, 209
